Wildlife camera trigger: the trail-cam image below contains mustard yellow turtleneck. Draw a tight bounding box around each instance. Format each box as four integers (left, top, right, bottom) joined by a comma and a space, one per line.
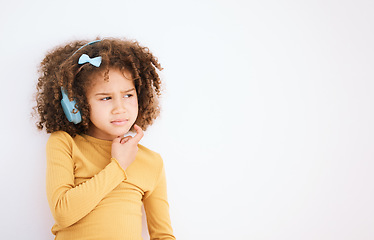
46, 131, 175, 240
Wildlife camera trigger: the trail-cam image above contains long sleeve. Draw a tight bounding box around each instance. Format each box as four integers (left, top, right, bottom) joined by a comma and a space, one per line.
143, 163, 175, 240
46, 132, 126, 228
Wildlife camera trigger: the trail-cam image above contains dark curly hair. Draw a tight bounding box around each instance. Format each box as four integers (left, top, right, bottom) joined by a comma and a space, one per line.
34, 37, 163, 137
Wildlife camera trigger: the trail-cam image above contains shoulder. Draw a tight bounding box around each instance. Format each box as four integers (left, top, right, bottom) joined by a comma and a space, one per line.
47, 131, 74, 142
136, 144, 166, 189
137, 144, 164, 169
46, 131, 75, 150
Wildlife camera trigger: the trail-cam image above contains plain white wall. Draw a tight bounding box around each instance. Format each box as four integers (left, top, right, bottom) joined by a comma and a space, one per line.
1, 0, 373, 239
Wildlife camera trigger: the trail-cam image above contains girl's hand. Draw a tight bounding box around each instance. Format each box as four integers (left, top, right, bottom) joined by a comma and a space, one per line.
111, 124, 144, 170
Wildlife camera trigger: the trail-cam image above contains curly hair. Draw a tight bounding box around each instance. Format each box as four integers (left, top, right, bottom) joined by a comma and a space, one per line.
34, 37, 163, 137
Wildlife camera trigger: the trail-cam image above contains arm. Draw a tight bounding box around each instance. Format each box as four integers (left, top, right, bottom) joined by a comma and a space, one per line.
143, 163, 176, 240
46, 132, 126, 228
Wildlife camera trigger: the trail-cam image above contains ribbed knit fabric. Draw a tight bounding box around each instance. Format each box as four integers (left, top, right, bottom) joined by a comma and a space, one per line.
46, 131, 175, 240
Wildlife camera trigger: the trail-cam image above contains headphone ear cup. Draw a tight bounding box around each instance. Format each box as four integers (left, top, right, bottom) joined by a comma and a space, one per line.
61, 88, 82, 124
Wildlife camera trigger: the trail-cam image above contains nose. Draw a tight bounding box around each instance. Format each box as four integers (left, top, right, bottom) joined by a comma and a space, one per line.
112, 98, 126, 114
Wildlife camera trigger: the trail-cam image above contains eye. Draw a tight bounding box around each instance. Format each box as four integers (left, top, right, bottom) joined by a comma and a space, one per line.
101, 97, 111, 101
124, 94, 133, 98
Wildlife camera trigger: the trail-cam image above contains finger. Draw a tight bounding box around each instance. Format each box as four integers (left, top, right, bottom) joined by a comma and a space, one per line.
132, 124, 144, 143
120, 136, 132, 144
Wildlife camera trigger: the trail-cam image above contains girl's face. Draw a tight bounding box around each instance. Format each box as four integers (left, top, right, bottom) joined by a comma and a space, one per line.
86, 68, 138, 141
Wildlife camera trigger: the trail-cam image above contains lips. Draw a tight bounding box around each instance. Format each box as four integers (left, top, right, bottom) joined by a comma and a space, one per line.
111, 119, 128, 126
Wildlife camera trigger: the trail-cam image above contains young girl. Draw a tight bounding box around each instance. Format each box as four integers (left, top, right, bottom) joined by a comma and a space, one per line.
34, 38, 176, 240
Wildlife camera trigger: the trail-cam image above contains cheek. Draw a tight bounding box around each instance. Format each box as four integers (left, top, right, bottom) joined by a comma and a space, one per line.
130, 98, 139, 117
129, 97, 138, 108
89, 102, 105, 119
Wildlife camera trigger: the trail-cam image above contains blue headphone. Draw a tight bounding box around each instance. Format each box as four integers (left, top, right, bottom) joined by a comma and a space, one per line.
60, 40, 102, 124
61, 87, 82, 124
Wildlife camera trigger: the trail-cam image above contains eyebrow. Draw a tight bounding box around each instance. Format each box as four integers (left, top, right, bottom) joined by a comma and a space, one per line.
95, 88, 136, 96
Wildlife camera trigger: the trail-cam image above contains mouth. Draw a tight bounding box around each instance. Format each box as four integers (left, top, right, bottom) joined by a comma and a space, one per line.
111, 119, 129, 126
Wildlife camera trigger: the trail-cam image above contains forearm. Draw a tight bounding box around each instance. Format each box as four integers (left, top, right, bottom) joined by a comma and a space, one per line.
143, 166, 175, 240
47, 159, 126, 228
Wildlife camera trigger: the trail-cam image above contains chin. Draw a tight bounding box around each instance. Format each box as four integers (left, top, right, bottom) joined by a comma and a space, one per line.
117, 128, 132, 136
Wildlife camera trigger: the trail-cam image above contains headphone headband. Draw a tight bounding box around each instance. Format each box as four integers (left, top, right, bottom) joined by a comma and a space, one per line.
72, 40, 101, 56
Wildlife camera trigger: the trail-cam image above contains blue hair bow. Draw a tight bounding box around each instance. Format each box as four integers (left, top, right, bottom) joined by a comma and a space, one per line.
78, 54, 102, 67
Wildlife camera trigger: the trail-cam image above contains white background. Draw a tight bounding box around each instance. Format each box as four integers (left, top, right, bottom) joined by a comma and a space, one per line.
1, 0, 373, 239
